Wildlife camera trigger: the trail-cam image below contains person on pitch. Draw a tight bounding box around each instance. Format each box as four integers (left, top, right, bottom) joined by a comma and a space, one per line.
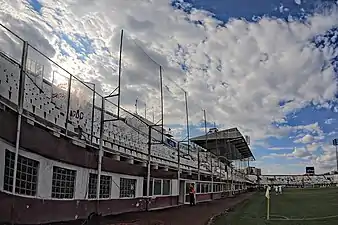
189, 183, 196, 206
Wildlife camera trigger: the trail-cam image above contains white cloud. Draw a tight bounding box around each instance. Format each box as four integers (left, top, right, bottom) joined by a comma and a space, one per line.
306, 142, 320, 152
268, 147, 294, 151
292, 147, 312, 158
1, 0, 338, 174
294, 134, 315, 144
325, 118, 335, 124
263, 147, 312, 160
262, 142, 338, 173
253, 161, 307, 175
294, 0, 302, 6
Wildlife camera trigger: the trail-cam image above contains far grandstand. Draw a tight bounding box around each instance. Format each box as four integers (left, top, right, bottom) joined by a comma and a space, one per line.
259, 174, 338, 188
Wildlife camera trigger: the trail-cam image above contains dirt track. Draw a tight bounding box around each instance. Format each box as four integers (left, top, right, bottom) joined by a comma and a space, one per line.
101, 193, 254, 225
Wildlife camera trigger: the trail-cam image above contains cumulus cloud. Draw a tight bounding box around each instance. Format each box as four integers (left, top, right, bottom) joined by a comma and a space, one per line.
294, 134, 315, 144
0, 0, 338, 173
263, 147, 312, 160
325, 118, 336, 124
268, 147, 294, 151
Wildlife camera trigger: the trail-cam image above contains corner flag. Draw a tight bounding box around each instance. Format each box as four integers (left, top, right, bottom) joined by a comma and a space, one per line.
265, 186, 270, 199
265, 186, 270, 220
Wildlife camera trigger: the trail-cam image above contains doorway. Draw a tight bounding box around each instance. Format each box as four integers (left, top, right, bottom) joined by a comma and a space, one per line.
185, 181, 196, 204
178, 180, 185, 204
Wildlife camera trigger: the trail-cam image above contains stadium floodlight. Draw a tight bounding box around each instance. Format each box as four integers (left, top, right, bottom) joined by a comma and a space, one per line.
333, 139, 338, 172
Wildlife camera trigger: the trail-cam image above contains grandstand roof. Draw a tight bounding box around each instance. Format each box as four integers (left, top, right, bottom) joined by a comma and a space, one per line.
190, 127, 254, 161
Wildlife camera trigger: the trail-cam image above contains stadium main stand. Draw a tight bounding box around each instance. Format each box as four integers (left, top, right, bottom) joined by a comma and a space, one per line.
0, 24, 256, 224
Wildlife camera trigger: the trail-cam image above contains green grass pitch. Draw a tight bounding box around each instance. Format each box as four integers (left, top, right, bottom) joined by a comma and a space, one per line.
213, 187, 338, 225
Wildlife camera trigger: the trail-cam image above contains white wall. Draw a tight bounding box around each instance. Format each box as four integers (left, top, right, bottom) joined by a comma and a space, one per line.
171, 179, 178, 196
0, 138, 178, 200
0, 141, 4, 191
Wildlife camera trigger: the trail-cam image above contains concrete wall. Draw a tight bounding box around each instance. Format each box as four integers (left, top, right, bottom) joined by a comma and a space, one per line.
0, 139, 178, 200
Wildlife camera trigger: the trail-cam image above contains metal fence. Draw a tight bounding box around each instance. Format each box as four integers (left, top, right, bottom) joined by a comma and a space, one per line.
0, 23, 252, 200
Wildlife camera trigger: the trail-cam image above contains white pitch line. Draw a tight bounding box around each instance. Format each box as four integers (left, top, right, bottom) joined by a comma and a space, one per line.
270, 215, 290, 220
270, 214, 338, 221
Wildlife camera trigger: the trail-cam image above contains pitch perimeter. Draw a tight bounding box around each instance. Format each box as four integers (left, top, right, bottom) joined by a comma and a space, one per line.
213, 188, 338, 225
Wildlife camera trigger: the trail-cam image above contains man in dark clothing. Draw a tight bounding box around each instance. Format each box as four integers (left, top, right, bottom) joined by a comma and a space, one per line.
189, 183, 196, 206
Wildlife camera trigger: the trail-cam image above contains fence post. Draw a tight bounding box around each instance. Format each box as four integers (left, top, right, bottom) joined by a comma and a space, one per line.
90, 85, 96, 145
211, 153, 214, 193
96, 96, 105, 211
146, 125, 152, 211
12, 41, 28, 195
65, 75, 72, 136
177, 142, 181, 204
184, 91, 190, 154
159, 66, 164, 143
117, 29, 123, 120
146, 125, 152, 198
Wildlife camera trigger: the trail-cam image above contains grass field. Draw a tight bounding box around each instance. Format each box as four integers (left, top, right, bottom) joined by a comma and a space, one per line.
213, 187, 338, 225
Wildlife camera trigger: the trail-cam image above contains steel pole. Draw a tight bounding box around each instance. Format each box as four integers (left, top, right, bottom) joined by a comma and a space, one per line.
97, 97, 105, 209
146, 126, 152, 198
117, 29, 124, 119
90, 84, 95, 144
336, 144, 338, 172
159, 66, 164, 143
12, 41, 28, 194
184, 91, 190, 154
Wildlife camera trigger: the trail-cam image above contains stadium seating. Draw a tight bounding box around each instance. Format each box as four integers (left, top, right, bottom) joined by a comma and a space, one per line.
259, 174, 338, 187
0, 55, 249, 182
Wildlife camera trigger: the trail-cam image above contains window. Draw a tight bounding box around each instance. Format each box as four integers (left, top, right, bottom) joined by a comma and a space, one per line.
143, 178, 153, 196
162, 180, 171, 195
3, 150, 39, 196
120, 178, 136, 198
52, 166, 76, 199
154, 179, 162, 195
197, 183, 201, 193
201, 183, 205, 193
88, 173, 112, 199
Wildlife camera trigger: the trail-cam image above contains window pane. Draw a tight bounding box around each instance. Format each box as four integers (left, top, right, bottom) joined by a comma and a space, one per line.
52, 166, 76, 199
154, 180, 162, 195
162, 180, 171, 195
143, 178, 153, 196
4, 150, 39, 196
88, 173, 98, 199
100, 175, 111, 199
88, 173, 111, 199
120, 178, 136, 198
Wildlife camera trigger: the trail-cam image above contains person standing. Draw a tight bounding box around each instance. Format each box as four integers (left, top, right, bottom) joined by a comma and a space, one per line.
189, 183, 196, 206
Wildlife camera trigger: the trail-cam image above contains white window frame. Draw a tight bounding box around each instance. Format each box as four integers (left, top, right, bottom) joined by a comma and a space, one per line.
162, 179, 171, 196
87, 173, 112, 199
51, 166, 77, 199
3, 150, 40, 197
119, 177, 137, 199
153, 179, 162, 196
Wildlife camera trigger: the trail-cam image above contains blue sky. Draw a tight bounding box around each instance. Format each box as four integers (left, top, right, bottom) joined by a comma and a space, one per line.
22, 0, 338, 174
170, 0, 338, 174
27, 0, 95, 61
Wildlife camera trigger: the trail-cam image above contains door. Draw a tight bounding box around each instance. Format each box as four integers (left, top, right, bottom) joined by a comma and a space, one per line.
185, 181, 196, 204
178, 180, 185, 204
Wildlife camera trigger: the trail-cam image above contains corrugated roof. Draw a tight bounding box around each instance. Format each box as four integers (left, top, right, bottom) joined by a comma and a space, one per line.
190, 127, 254, 160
